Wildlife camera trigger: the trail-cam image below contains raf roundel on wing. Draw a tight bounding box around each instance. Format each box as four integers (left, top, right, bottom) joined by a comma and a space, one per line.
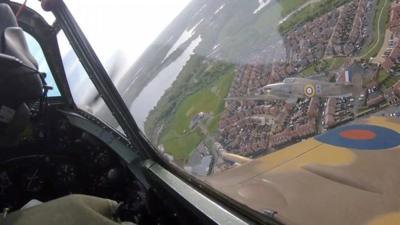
315, 124, 400, 150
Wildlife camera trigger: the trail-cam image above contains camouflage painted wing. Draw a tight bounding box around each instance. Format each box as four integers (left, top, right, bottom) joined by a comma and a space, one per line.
225, 94, 297, 104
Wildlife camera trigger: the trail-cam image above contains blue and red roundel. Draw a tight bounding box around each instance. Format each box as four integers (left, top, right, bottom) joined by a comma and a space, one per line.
315, 124, 400, 150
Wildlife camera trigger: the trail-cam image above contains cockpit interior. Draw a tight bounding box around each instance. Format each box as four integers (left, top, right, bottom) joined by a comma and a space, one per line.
0, 3, 242, 225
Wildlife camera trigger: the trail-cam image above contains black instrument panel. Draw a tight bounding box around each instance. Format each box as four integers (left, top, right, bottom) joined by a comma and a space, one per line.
0, 109, 217, 225
0, 115, 134, 211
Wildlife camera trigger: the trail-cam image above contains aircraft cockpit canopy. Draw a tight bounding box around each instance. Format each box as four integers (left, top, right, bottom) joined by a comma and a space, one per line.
0, 3, 43, 140
11, 0, 55, 23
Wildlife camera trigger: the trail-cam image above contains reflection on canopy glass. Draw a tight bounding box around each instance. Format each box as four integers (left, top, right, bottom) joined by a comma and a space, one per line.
70, 1, 400, 225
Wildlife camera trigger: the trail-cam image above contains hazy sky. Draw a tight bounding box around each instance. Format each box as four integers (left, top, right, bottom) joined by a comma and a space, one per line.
15, 0, 192, 66
13, 0, 192, 101
65, 0, 192, 66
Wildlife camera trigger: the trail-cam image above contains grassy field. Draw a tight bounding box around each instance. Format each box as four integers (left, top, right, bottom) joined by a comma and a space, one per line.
160, 69, 235, 161
302, 64, 318, 76
378, 69, 390, 83
278, 0, 309, 17
359, 0, 391, 59
377, 67, 400, 89
244, 0, 309, 32
382, 74, 400, 88
279, 0, 350, 34
383, 76, 400, 88
326, 57, 346, 70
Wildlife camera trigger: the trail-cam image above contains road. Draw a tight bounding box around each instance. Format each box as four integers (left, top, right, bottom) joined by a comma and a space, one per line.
372, 29, 393, 64
360, 0, 389, 59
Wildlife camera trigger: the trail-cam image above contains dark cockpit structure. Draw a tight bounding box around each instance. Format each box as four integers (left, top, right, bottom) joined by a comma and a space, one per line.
0, 1, 244, 225
0, 3, 42, 144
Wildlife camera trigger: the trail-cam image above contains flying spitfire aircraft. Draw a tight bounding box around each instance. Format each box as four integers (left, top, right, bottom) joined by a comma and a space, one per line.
226, 73, 362, 104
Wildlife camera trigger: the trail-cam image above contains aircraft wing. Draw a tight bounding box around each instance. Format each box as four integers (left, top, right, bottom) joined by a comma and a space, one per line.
206, 116, 400, 225
225, 93, 294, 102
305, 73, 329, 81
225, 94, 281, 101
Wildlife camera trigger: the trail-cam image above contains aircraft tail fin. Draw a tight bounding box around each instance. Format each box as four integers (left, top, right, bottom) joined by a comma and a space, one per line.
338, 70, 363, 96
350, 72, 363, 96
345, 70, 352, 84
